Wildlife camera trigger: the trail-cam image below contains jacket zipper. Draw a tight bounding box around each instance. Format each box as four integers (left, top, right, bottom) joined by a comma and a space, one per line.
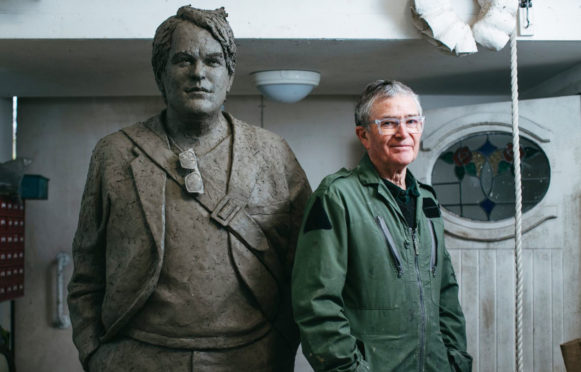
411, 227, 426, 372
376, 216, 403, 277
427, 219, 438, 277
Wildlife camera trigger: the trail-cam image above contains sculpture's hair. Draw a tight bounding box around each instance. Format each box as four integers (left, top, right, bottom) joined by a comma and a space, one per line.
354, 80, 422, 127
152, 5, 237, 101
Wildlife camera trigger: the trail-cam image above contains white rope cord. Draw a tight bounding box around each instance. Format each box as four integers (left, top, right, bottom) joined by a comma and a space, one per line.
509, 23, 524, 372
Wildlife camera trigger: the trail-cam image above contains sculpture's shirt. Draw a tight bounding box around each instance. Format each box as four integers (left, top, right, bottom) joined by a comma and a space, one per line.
126, 131, 269, 349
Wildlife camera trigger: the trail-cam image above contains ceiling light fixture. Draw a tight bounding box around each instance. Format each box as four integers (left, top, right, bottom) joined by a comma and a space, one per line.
251, 70, 320, 103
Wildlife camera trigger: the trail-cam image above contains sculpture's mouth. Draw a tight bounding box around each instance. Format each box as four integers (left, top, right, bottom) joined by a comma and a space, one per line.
185, 86, 211, 93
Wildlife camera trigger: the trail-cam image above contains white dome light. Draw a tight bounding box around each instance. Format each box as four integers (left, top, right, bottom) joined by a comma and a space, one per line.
251, 70, 320, 103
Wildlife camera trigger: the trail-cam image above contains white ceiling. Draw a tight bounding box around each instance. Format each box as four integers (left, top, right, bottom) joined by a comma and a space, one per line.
0, 38, 580, 98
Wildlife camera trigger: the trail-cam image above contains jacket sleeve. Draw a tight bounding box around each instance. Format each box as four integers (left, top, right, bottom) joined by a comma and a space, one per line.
292, 191, 370, 372
439, 246, 473, 372
67, 139, 111, 369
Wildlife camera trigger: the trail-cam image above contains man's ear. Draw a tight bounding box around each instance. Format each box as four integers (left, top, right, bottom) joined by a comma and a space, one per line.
355, 126, 370, 150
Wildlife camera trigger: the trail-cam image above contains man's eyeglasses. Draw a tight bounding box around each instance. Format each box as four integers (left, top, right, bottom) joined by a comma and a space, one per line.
370, 115, 425, 135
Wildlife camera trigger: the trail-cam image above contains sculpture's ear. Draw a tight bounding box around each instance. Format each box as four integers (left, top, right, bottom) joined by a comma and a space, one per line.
160, 83, 167, 103
227, 73, 235, 94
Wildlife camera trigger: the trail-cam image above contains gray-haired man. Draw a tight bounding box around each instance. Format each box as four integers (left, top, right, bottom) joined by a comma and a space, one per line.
292, 80, 471, 371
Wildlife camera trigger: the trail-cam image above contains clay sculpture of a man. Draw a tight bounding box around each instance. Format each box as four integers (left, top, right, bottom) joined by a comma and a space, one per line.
68, 6, 311, 371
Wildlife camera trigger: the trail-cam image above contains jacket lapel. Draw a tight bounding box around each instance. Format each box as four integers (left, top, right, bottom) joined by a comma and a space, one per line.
102, 153, 167, 342
129, 151, 167, 258
121, 115, 177, 258
102, 116, 172, 341
122, 115, 183, 188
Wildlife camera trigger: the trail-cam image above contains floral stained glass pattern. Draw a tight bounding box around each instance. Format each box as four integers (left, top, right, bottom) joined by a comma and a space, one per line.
431, 132, 550, 222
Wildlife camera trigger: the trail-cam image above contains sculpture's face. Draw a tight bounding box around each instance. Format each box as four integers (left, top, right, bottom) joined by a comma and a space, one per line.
357, 94, 422, 171
162, 22, 233, 119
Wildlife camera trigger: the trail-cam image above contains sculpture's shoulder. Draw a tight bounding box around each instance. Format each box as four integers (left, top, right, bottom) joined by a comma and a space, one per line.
91, 130, 131, 162
118, 114, 163, 143
92, 114, 160, 163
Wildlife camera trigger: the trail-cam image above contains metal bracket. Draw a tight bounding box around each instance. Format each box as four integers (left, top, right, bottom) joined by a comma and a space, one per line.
54, 252, 70, 329
519, 0, 534, 36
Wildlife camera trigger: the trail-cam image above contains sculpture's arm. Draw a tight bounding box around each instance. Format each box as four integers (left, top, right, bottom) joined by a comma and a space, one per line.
67, 139, 111, 369
282, 140, 311, 270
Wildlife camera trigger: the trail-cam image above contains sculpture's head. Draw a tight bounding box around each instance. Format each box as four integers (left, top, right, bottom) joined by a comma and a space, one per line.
152, 6, 237, 117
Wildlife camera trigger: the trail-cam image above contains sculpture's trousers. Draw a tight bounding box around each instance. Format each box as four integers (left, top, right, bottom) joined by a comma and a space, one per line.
87, 329, 295, 372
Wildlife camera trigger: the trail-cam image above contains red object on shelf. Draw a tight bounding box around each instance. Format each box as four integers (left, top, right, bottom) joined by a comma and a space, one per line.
0, 196, 24, 302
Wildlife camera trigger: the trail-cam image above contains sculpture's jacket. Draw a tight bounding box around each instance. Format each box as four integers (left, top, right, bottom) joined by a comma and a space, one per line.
292, 154, 472, 372
68, 112, 310, 368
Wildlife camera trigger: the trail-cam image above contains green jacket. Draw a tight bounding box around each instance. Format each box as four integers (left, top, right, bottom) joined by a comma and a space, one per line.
292, 155, 472, 372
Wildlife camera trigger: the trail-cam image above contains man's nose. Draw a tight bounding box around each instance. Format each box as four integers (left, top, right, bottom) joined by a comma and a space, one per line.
393, 121, 409, 137
189, 61, 206, 79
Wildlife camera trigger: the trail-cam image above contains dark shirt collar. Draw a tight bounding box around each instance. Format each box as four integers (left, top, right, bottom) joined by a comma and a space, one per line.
382, 171, 420, 203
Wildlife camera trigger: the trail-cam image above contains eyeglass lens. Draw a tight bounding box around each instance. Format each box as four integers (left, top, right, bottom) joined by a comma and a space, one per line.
375, 116, 423, 134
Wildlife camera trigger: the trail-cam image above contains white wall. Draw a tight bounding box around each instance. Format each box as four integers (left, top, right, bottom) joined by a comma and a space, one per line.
1, 0, 579, 41
13, 93, 511, 372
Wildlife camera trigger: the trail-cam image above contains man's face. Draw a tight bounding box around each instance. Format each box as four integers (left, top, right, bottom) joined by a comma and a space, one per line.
162, 22, 233, 120
356, 94, 422, 172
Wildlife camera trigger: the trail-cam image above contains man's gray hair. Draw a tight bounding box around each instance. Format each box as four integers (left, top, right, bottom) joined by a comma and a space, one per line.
152, 5, 237, 102
354, 80, 422, 127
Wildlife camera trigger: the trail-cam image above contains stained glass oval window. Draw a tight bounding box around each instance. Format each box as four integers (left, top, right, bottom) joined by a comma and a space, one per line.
431, 132, 550, 221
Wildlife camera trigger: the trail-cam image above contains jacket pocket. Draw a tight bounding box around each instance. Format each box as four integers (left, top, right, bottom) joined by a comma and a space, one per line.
428, 217, 446, 306
347, 218, 406, 310
427, 219, 438, 277
375, 216, 404, 277
356, 338, 366, 361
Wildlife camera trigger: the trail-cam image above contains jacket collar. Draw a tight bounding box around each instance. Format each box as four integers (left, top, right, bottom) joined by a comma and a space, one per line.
143, 110, 170, 145
356, 153, 421, 191
356, 153, 384, 187
356, 153, 423, 225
